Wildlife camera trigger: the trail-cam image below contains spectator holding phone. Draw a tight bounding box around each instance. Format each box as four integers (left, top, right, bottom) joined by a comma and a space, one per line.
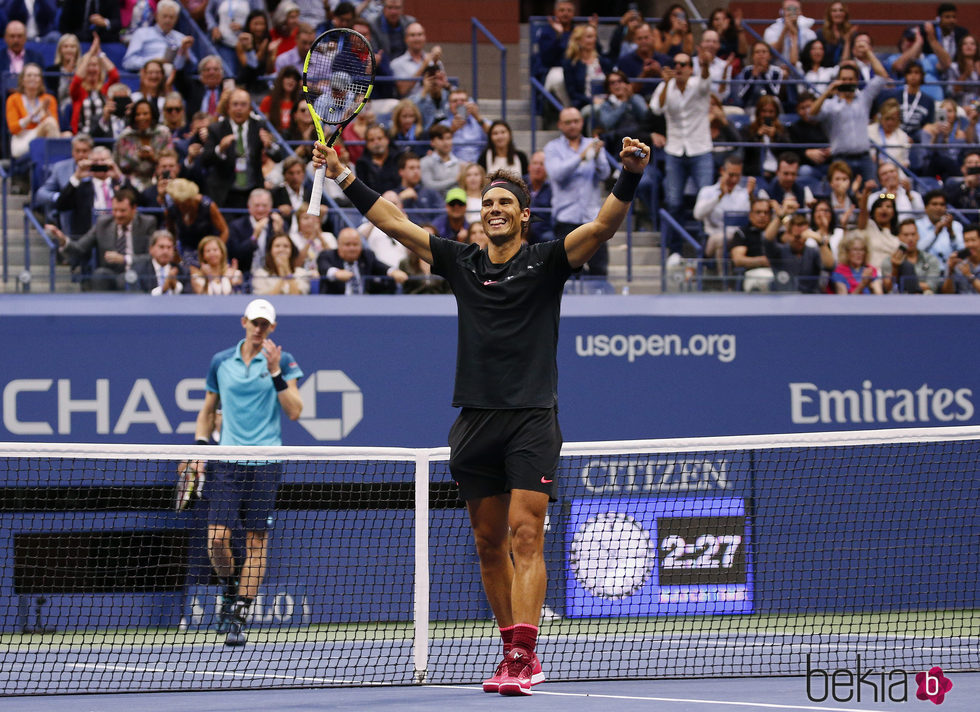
447, 88, 489, 164
945, 150, 980, 211
941, 223, 980, 293
882, 219, 942, 293
915, 189, 964, 262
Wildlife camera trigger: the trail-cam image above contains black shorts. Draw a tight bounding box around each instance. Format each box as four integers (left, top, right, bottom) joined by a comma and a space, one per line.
448, 407, 562, 502
206, 461, 282, 531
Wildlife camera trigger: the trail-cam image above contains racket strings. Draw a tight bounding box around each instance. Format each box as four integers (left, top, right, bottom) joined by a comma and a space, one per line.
305, 34, 373, 124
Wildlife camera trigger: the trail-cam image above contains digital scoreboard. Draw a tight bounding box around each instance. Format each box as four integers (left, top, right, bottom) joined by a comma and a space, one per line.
566, 497, 753, 617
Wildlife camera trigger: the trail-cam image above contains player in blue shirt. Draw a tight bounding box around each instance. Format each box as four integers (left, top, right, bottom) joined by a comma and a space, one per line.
190, 298, 303, 646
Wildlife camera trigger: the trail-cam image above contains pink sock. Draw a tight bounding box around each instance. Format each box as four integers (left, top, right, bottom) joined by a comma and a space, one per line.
511, 624, 538, 656
499, 625, 515, 654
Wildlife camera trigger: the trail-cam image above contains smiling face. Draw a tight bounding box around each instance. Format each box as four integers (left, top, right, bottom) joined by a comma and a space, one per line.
481, 187, 528, 244
337, 229, 362, 263
202, 239, 225, 267
269, 234, 293, 264
846, 239, 867, 268
133, 102, 153, 131
490, 124, 510, 150
872, 199, 895, 227
877, 161, 899, 190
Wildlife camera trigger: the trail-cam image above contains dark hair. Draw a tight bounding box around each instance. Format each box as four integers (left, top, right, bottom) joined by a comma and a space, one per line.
397, 150, 420, 169
487, 120, 518, 162
797, 91, 817, 104
955, 34, 978, 67
114, 186, 139, 206
923, 188, 947, 204
870, 195, 899, 233
604, 70, 629, 93
837, 62, 859, 80
904, 60, 924, 77
268, 65, 302, 132
264, 233, 300, 275
964, 222, 980, 237
245, 9, 271, 39
777, 151, 800, 167
485, 169, 531, 234
898, 217, 919, 231
428, 123, 452, 140
748, 95, 784, 133
657, 4, 688, 34
127, 98, 158, 129
722, 154, 744, 169
937, 3, 957, 15
810, 197, 840, 232
709, 8, 740, 51
800, 39, 824, 72
333, 1, 356, 15
962, 149, 980, 165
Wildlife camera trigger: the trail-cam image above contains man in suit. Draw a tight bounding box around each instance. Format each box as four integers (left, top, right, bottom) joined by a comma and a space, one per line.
317, 227, 408, 294
203, 88, 286, 209
49, 186, 156, 290
35, 133, 93, 228
53, 145, 129, 238
226, 188, 286, 276
0, 2, 58, 41
175, 54, 228, 122
132, 230, 190, 294
0, 21, 44, 77
58, 0, 121, 43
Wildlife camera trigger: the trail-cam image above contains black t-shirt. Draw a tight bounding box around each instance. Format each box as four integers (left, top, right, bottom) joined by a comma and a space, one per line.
731, 225, 767, 257
429, 235, 572, 409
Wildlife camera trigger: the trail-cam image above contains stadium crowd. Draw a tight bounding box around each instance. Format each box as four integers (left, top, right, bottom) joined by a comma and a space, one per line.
4, 0, 980, 294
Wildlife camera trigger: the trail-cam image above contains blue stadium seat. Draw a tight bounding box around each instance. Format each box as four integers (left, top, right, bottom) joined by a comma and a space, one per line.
30, 137, 71, 194
728, 114, 750, 131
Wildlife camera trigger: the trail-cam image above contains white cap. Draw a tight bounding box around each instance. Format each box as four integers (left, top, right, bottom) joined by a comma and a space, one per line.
244, 298, 276, 324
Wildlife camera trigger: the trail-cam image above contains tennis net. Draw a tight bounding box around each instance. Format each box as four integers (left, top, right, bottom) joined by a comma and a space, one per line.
0, 427, 977, 695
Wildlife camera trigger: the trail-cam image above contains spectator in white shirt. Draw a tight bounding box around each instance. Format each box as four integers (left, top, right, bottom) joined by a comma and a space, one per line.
650, 49, 715, 258
694, 155, 754, 263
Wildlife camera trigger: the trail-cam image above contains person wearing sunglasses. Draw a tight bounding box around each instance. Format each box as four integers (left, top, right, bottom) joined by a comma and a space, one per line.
854, 179, 901, 269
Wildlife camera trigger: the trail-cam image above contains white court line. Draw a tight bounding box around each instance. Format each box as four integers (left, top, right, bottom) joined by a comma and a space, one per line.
432, 684, 882, 712
64, 662, 361, 685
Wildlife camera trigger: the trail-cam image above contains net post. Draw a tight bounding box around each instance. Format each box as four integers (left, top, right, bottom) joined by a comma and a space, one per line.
412, 449, 430, 684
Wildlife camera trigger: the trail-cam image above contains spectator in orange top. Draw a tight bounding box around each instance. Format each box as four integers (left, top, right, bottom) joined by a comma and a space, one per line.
6, 63, 61, 159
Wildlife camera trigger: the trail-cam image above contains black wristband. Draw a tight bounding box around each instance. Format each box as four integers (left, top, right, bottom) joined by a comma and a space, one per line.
195, 438, 209, 445
272, 373, 288, 392
343, 176, 381, 215
612, 169, 642, 203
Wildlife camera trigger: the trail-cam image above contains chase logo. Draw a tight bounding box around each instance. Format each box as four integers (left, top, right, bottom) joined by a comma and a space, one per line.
297, 370, 363, 440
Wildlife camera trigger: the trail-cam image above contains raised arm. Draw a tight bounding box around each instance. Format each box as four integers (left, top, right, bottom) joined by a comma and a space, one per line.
564, 137, 650, 269
314, 142, 433, 263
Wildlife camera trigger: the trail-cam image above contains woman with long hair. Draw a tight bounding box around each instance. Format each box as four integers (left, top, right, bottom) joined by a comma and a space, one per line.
740, 95, 789, 180
654, 4, 695, 58
6, 63, 61, 159
388, 99, 425, 151
562, 24, 612, 110
949, 34, 980, 106
259, 65, 301, 132
830, 233, 882, 294
283, 98, 317, 162
709, 7, 747, 64
236, 9, 277, 88
458, 162, 487, 225
478, 120, 529, 176
113, 98, 172, 190
191, 236, 243, 295
46, 33, 81, 106
808, 197, 844, 257
165, 178, 229, 266
341, 106, 375, 163
816, 1, 854, 67
69, 35, 119, 134
251, 233, 313, 295
798, 39, 835, 93
132, 59, 168, 116
855, 182, 900, 270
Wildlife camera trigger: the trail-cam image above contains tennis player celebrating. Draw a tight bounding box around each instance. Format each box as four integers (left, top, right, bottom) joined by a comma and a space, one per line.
188, 299, 304, 646
313, 136, 649, 695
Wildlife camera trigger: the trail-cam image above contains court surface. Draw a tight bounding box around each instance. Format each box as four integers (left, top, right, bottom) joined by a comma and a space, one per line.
2, 674, 978, 712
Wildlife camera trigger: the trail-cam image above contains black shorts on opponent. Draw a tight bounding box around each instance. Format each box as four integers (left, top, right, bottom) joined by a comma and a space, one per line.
448, 407, 562, 501
206, 461, 283, 531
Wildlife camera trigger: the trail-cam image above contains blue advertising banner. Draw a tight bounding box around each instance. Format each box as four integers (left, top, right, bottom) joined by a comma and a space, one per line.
2, 295, 980, 446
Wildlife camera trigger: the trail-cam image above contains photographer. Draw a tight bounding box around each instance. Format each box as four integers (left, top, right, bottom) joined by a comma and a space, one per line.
941, 224, 980, 293
92, 82, 133, 140
945, 150, 980, 211
52, 145, 128, 238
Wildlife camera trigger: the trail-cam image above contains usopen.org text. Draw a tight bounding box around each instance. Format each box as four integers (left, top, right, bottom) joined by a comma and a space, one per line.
574, 333, 736, 363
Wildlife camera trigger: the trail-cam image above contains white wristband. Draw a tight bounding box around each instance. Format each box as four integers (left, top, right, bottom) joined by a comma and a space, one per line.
334, 166, 352, 185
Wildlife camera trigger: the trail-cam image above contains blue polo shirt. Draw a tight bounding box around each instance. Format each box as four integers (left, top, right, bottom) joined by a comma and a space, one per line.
206, 340, 304, 447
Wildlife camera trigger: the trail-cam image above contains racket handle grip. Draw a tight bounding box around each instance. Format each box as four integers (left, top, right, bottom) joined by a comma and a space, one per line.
307, 165, 326, 216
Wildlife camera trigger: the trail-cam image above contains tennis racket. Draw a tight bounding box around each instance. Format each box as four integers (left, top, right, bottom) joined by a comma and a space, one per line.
174, 462, 204, 512
303, 28, 376, 216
